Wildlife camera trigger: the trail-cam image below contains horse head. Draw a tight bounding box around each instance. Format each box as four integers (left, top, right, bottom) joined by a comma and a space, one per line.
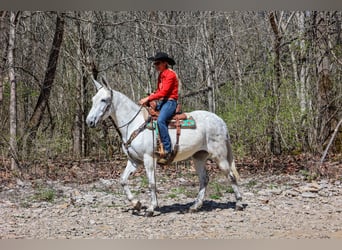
86, 77, 113, 128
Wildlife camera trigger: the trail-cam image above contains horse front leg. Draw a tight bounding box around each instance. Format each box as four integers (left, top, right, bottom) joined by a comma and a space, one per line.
143, 154, 158, 217
120, 160, 141, 211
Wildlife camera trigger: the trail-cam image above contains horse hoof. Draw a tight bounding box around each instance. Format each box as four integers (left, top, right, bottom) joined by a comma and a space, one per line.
235, 201, 244, 211
132, 200, 142, 211
145, 210, 154, 217
189, 205, 200, 213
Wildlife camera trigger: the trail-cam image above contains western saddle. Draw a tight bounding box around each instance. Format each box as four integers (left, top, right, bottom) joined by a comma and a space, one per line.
144, 100, 195, 164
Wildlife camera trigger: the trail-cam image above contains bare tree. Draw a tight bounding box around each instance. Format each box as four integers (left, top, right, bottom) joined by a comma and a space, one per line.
8, 11, 20, 170
0, 11, 8, 105
0, 11, 341, 166
314, 12, 338, 151
26, 12, 65, 154
268, 11, 282, 155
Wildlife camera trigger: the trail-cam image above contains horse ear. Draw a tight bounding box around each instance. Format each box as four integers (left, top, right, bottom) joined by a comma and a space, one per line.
91, 76, 103, 91
101, 76, 109, 89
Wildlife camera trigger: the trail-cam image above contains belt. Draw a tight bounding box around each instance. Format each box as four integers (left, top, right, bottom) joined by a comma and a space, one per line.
160, 98, 177, 101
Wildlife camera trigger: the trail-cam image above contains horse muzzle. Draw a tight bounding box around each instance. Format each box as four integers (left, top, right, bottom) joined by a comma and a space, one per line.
86, 117, 97, 128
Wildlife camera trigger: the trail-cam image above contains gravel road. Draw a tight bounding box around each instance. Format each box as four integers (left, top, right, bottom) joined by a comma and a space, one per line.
0, 169, 341, 239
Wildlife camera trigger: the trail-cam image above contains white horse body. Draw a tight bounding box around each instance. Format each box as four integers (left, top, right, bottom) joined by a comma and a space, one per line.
86, 79, 243, 216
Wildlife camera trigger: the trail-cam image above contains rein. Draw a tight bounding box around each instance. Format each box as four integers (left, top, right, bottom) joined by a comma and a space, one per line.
117, 105, 144, 129
106, 90, 143, 130
105, 90, 147, 152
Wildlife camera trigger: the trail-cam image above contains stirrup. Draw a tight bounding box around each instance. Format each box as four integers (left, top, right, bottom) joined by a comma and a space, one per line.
157, 152, 172, 165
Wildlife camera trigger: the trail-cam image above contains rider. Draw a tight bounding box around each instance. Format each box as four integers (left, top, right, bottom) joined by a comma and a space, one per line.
139, 52, 179, 164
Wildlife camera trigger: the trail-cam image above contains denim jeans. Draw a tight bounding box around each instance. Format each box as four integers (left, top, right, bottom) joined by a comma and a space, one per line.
157, 100, 177, 153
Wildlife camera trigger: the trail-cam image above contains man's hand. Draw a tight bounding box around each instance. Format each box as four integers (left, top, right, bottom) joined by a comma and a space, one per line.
139, 97, 149, 105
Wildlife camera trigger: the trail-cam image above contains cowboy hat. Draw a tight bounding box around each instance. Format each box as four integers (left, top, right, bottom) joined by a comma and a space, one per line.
148, 52, 176, 66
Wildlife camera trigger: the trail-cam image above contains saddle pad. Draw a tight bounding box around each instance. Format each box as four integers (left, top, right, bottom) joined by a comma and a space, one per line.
146, 116, 196, 130
169, 117, 196, 129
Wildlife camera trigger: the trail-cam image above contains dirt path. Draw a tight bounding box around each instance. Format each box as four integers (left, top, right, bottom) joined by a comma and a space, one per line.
0, 170, 341, 239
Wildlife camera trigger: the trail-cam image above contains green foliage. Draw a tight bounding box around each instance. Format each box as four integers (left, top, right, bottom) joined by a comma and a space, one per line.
209, 194, 221, 200
217, 76, 309, 157
218, 81, 272, 157
20, 201, 32, 208
299, 169, 318, 181
210, 182, 222, 199
226, 186, 234, 193
32, 188, 56, 202
209, 181, 234, 200
246, 180, 258, 189
168, 186, 190, 199
140, 176, 149, 188
168, 193, 177, 199
268, 183, 278, 189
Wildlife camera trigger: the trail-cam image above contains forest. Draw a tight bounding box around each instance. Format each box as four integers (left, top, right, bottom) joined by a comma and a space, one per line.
0, 11, 341, 175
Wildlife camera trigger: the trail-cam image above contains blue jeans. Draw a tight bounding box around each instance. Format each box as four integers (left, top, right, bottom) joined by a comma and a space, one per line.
157, 100, 177, 153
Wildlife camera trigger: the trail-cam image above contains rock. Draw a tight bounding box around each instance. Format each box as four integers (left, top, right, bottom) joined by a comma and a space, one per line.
319, 180, 329, 185
301, 192, 317, 198
257, 197, 269, 204
99, 179, 115, 187
178, 178, 187, 183
270, 189, 282, 195
58, 203, 70, 209
285, 190, 299, 197
257, 190, 271, 196
99, 196, 115, 207
243, 192, 255, 197
318, 190, 331, 197
73, 193, 95, 205
69, 211, 78, 217
299, 182, 321, 193
16, 179, 26, 187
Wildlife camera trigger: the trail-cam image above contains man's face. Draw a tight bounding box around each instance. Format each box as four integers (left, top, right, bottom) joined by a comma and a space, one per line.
154, 60, 168, 72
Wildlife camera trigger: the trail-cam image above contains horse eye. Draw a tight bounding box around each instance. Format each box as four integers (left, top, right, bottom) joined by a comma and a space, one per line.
101, 99, 107, 103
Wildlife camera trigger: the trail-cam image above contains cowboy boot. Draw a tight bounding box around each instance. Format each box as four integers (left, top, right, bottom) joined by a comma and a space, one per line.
157, 151, 172, 165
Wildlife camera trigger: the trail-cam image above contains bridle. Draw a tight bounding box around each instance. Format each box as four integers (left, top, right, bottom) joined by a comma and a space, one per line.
99, 88, 147, 148
102, 88, 150, 161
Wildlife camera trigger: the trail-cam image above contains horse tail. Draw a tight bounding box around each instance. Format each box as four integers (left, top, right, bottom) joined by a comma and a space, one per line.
226, 139, 240, 182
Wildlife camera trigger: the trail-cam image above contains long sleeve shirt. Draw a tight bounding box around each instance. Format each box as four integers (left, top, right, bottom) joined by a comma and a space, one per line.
148, 68, 179, 101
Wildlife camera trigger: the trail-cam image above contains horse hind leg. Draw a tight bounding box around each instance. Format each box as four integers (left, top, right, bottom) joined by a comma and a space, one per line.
215, 141, 243, 211
120, 160, 141, 211
189, 151, 209, 212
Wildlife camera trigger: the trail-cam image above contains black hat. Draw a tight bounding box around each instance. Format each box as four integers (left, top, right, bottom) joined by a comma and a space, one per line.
148, 52, 176, 66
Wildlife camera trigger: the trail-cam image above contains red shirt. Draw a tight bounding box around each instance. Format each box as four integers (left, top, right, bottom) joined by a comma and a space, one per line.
148, 68, 179, 101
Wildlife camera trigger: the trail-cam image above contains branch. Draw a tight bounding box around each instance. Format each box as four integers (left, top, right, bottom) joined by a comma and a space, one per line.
64, 14, 137, 27
320, 118, 342, 164
183, 82, 226, 98
0, 134, 21, 169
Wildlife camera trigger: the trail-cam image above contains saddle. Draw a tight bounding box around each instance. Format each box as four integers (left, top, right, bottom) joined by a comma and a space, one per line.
147, 100, 184, 119
144, 100, 196, 164
145, 100, 196, 129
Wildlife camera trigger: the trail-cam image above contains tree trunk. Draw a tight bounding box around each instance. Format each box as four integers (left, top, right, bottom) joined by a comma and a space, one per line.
269, 11, 282, 155
0, 11, 8, 105
297, 11, 308, 114
72, 12, 89, 158
25, 12, 65, 155
201, 15, 216, 113
72, 14, 83, 158
315, 12, 337, 151
290, 11, 308, 114
8, 11, 19, 170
